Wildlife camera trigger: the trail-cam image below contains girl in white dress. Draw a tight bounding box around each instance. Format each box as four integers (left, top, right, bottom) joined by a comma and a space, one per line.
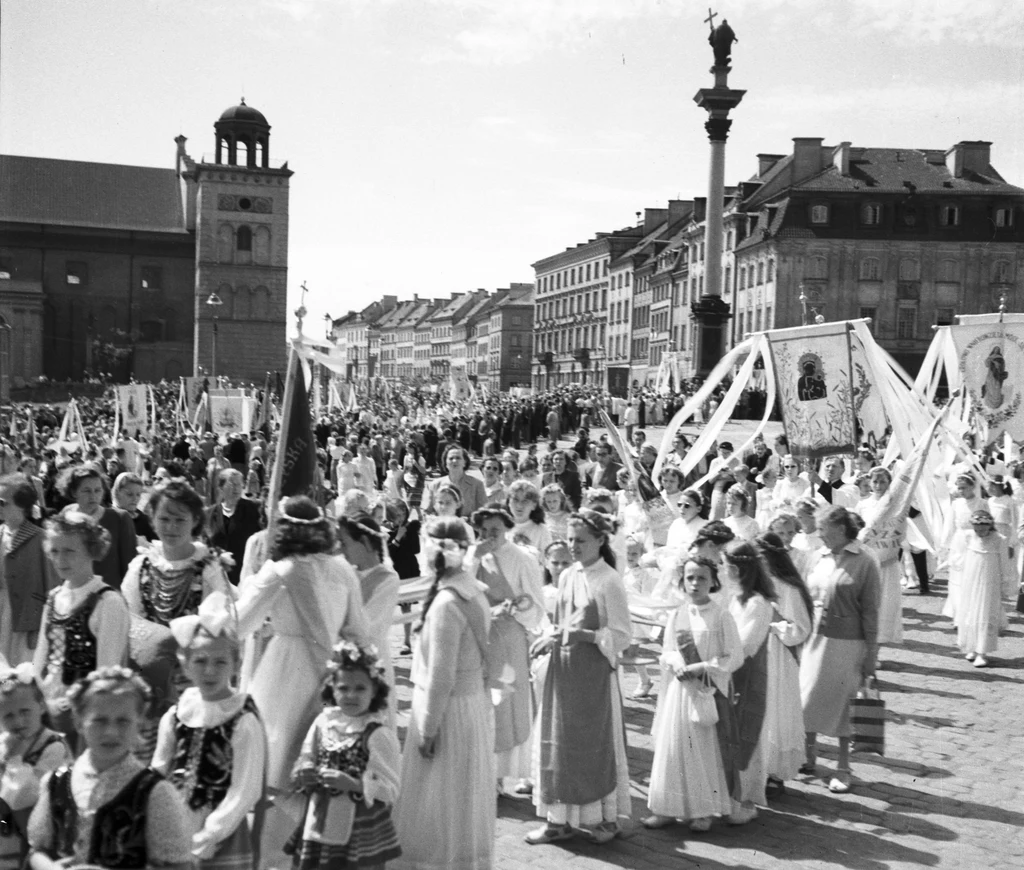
724, 486, 760, 542
394, 518, 495, 870
957, 509, 1013, 668
857, 467, 906, 647
236, 496, 371, 863
643, 556, 741, 833
507, 480, 552, 556
541, 485, 571, 543
772, 456, 812, 512
941, 474, 986, 624
753, 533, 813, 790
665, 490, 708, 553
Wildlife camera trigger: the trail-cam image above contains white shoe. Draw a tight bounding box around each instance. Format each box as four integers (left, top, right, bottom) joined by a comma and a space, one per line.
972, 655, 989, 668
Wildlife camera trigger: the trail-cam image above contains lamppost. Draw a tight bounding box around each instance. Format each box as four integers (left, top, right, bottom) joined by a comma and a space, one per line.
324, 313, 333, 341
205, 292, 224, 380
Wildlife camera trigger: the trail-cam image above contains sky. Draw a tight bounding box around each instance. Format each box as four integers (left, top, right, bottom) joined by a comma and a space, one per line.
3, 0, 1024, 335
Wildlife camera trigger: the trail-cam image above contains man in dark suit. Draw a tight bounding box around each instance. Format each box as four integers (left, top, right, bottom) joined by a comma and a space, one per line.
590, 444, 622, 492
206, 469, 264, 586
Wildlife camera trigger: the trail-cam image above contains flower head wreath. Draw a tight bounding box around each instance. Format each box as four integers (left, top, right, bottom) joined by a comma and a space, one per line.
325, 640, 385, 685
278, 498, 327, 525
0, 662, 39, 695
66, 665, 153, 709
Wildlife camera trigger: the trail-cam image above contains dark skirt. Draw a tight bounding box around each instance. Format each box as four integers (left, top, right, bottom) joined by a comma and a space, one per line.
285, 801, 401, 870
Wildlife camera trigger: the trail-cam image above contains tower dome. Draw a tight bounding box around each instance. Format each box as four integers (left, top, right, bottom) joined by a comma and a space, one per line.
214, 98, 271, 168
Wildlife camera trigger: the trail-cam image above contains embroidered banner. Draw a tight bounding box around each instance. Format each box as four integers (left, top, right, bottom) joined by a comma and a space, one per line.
766, 322, 857, 461
950, 323, 1024, 447
116, 385, 149, 436
849, 333, 889, 453
209, 395, 252, 436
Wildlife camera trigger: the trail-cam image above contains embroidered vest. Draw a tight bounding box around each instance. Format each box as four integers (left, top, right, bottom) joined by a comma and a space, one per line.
138, 557, 204, 626
48, 766, 163, 869
169, 696, 259, 811
319, 721, 380, 801
45, 588, 113, 686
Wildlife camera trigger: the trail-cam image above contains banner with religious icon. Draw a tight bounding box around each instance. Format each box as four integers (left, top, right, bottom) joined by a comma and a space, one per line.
209, 394, 253, 436
115, 385, 149, 437
766, 321, 857, 461
949, 321, 1024, 447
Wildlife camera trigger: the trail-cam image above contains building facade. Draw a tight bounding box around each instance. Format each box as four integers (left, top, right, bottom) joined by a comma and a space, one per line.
487, 284, 534, 391
0, 100, 291, 383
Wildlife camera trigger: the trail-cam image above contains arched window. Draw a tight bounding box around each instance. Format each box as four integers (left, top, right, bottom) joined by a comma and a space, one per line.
254, 226, 271, 264
217, 225, 234, 263
806, 256, 828, 280
234, 286, 250, 320
860, 257, 881, 280
237, 226, 252, 252
993, 260, 1013, 283
251, 286, 270, 320
898, 258, 920, 281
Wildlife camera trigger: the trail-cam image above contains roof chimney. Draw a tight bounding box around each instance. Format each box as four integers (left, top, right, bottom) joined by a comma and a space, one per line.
693, 197, 707, 223
832, 141, 851, 176
791, 137, 825, 182
757, 153, 784, 176
668, 199, 692, 223
946, 141, 992, 178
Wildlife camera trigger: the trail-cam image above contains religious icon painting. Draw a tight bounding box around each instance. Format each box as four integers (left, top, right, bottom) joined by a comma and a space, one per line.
951, 324, 1024, 447
767, 321, 858, 461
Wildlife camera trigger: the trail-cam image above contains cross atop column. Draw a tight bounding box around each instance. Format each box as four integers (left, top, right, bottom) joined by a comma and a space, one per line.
704, 7, 717, 28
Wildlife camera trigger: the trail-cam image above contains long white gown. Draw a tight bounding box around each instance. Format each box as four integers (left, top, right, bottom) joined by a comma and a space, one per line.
942, 496, 986, 623
858, 494, 905, 645
648, 600, 740, 821
728, 594, 773, 807
764, 583, 811, 780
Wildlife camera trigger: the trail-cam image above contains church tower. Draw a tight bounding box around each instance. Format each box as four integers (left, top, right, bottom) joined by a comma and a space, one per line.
190, 100, 292, 381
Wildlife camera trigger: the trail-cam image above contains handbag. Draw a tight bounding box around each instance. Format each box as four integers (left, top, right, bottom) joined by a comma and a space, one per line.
689, 675, 719, 726
850, 676, 885, 755
1016, 585, 1024, 614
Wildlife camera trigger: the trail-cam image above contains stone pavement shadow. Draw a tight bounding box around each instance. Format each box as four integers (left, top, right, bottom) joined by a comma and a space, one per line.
884, 660, 1024, 684
875, 676, 975, 700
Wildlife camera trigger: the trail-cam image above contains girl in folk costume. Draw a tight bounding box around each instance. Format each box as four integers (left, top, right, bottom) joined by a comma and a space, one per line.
32, 513, 130, 741
753, 533, 813, 791
956, 510, 1014, 668
151, 592, 267, 870
393, 518, 496, 870
540, 484, 571, 543
286, 642, 401, 870
236, 497, 370, 863
643, 556, 742, 833
26, 668, 192, 870
0, 665, 71, 866
721, 540, 777, 825
527, 510, 632, 847
0, 474, 57, 665
857, 467, 907, 648
57, 465, 137, 590
507, 480, 552, 556
337, 514, 401, 730
122, 481, 235, 754
468, 507, 546, 795
941, 473, 986, 624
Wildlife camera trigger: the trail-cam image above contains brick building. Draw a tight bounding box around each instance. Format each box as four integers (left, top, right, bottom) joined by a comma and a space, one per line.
0, 100, 292, 383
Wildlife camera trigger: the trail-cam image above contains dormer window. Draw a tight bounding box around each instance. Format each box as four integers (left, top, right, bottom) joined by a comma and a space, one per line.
809, 204, 829, 225
861, 203, 881, 226
939, 205, 960, 227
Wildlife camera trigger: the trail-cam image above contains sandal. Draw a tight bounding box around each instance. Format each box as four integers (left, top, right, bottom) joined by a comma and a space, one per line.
525, 823, 574, 845
828, 769, 852, 793
631, 680, 654, 699
584, 821, 620, 844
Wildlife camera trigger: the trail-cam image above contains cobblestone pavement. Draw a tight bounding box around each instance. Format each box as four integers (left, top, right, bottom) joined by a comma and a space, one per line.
388, 421, 1024, 869
388, 588, 1024, 870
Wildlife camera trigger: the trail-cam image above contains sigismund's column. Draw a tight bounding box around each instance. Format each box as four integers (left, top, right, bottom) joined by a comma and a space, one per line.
692, 15, 744, 375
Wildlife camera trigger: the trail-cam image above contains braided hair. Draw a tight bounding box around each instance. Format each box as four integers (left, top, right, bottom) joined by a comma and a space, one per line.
413, 517, 472, 634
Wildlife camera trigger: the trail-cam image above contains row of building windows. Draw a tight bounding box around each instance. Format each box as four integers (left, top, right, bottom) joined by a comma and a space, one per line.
536, 324, 606, 355
537, 289, 608, 321
784, 255, 1016, 283
738, 260, 775, 289
807, 202, 1015, 229
538, 259, 610, 293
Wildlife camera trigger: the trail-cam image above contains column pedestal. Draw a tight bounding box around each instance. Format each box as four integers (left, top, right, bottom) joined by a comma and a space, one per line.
690, 295, 732, 377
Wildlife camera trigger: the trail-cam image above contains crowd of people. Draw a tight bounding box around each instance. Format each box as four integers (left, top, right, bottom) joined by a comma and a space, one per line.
0, 378, 1016, 870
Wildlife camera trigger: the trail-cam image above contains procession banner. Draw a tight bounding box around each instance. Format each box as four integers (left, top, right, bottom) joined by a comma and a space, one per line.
209, 395, 252, 436
116, 385, 149, 436
949, 322, 1024, 447
849, 332, 889, 453
450, 369, 474, 403
766, 321, 857, 462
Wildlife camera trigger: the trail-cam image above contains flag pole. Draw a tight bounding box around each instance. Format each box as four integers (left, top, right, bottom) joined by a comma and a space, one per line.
265, 345, 299, 529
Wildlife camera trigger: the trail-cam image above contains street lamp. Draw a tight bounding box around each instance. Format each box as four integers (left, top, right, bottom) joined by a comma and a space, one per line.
205, 292, 224, 379
324, 313, 333, 341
